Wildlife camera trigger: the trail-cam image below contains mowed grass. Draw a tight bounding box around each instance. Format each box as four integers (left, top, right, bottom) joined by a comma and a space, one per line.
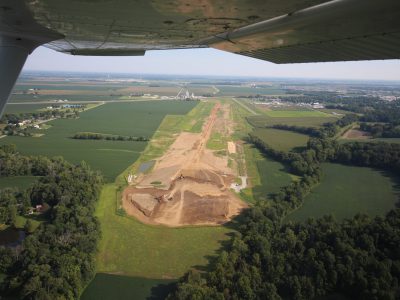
286, 163, 400, 222
81, 274, 175, 300
247, 115, 337, 128
95, 184, 233, 278
0, 176, 38, 190
264, 109, 330, 118
0, 101, 196, 181
252, 128, 310, 151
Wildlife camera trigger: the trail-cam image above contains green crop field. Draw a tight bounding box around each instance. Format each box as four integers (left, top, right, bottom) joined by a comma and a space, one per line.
3, 104, 53, 114
252, 128, 310, 151
250, 149, 294, 202
264, 110, 330, 118
9, 94, 123, 103
81, 274, 175, 300
286, 163, 399, 222
0, 176, 38, 190
92, 184, 233, 277
247, 115, 337, 128
0, 101, 196, 181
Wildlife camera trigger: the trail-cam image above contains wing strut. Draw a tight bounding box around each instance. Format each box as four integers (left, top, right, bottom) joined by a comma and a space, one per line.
0, 36, 39, 116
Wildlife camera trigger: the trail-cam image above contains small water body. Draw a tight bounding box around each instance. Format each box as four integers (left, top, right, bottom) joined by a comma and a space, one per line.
138, 160, 155, 173
0, 227, 25, 247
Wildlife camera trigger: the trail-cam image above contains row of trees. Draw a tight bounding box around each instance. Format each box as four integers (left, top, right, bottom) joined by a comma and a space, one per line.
1, 109, 81, 125
72, 132, 149, 142
169, 136, 400, 299
0, 145, 103, 299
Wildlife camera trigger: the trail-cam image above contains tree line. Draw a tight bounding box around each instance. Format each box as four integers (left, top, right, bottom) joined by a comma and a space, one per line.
1, 109, 80, 125
169, 136, 400, 300
0, 144, 103, 299
360, 122, 400, 138
72, 132, 149, 142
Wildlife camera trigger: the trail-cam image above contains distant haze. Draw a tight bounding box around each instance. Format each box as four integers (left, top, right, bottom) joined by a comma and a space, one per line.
23, 46, 400, 81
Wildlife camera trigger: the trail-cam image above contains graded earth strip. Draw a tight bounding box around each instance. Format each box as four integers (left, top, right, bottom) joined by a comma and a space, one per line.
122, 101, 247, 227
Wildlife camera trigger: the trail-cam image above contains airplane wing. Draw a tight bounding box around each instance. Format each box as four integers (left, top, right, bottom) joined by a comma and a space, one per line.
9, 0, 400, 63
0, 0, 400, 114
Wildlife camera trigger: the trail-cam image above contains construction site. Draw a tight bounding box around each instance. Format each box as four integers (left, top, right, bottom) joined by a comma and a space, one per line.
122, 102, 247, 227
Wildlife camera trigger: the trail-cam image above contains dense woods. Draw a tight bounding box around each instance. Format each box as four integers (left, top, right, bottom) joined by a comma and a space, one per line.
169, 135, 400, 300
360, 123, 400, 138
0, 145, 103, 299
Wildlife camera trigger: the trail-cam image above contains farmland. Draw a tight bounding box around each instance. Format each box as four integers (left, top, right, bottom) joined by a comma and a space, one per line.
3, 74, 400, 299
215, 85, 285, 96
247, 114, 336, 128
3, 103, 54, 114
250, 149, 294, 202
0, 176, 38, 190
264, 109, 329, 118
286, 163, 399, 222
0, 101, 197, 180
251, 128, 310, 151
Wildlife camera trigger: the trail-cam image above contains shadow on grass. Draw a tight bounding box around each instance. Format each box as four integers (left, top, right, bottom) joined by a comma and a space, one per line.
81, 273, 176, 300
378, 169, 400, 207
189, 209, 250, 274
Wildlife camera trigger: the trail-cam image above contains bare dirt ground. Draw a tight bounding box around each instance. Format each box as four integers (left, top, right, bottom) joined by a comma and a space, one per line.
342, 128, 371, 139
227, 142, 236, 154
123, 102, 247, 227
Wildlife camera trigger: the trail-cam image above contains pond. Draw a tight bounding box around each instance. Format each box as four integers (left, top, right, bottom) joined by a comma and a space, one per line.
138, 160, 155, 173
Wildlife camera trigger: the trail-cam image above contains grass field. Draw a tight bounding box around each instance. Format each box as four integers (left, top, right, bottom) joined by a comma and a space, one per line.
286, 163, 399, 222
247, 115, 337, 128
252, 128, 310, 151
0, 176, 38, 190
0, 101, 196, 181
264, 110, 330, 118
94, 184, 233, 278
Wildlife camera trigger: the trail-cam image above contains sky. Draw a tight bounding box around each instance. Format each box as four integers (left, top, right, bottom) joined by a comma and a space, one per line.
23, 46, 400, 81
